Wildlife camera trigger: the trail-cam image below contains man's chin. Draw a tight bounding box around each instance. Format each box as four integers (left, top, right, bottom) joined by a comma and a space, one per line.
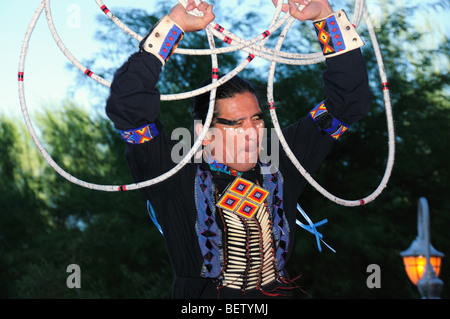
224, 150, 260, 172
228, 162, 258, 173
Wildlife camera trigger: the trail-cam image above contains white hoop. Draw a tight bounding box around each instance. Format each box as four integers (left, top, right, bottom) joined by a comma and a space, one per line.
18, 0, 395, 207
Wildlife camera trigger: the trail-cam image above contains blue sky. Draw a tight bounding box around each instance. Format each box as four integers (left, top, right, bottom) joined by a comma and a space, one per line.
1, 0, 448, 120
1, 1, 160, 118
1, 0, 274, 119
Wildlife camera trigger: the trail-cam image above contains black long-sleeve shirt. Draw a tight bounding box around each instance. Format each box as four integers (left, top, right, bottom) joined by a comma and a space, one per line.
106, 47, 371, 298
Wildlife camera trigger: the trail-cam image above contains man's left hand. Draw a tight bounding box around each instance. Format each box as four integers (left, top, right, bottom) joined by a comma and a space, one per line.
271, 0, 333, 21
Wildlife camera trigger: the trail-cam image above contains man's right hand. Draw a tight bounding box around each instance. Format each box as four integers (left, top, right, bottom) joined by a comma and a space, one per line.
169, 0, 215, 32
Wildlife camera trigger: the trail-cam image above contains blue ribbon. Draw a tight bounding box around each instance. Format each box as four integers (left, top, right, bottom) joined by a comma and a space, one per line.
296, 204, 336, 253
147, 200, 163, 235
146, 197, 334, 253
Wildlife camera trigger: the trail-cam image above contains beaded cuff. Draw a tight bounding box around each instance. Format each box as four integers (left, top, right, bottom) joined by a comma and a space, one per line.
119, 123, 159, 144
313, 9, 364, 58
309, 101, 349, 140
139, 15, 184, 65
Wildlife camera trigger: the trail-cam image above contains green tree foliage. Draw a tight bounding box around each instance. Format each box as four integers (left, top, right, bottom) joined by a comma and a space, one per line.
285, 1, 450, 298
1, 0, 448, 298
1, 103, 171, 298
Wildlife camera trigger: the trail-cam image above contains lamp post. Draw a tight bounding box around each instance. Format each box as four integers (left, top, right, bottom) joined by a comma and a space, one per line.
400, 197, 444, 299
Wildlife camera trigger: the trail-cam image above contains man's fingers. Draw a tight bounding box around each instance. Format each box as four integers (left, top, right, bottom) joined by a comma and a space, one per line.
197, 1, 209, 11
288, 1, 301, 16
271, 0, 290, 12
199, 4, 215, 26
274, 0, 333, 22
186, 0, 195, 11
186, 1, 208, 12
204, 4, 215, 19
288, 0, 313, 20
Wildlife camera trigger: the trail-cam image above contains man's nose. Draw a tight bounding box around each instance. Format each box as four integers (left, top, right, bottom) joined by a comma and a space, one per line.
244, 119, 262, 131
243, 123, 258, 140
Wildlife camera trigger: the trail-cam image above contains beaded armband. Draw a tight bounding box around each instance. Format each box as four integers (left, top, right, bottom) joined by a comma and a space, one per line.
313, 9, 364, 58
309, 101, 349, 140
119, 123, 159, 144
139, 15, 184, 65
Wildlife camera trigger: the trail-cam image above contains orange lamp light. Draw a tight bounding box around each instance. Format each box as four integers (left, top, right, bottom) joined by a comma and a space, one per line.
400, 198, 444, 298
402, 255, 442, 286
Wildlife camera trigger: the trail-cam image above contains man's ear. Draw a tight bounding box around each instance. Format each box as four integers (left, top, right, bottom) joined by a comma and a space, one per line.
195, 122, 212, 146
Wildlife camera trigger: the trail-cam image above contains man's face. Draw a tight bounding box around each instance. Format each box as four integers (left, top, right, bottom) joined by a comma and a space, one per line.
204, 92, 265, 172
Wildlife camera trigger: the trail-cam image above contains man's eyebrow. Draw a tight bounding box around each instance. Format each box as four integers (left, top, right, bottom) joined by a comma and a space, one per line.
215, 112, 264, 126
215, 118, 240, 126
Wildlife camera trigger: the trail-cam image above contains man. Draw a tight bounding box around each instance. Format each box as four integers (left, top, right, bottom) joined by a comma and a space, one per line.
106, 0, 371, 298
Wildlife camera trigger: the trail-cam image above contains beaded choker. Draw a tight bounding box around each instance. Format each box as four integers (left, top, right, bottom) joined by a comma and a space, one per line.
208, 158, 242, 177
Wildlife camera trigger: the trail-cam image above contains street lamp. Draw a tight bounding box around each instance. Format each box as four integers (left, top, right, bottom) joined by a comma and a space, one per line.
400, 197, 444, 299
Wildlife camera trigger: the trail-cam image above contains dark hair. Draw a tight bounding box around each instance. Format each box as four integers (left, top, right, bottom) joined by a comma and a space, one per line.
192, 74, 259, 125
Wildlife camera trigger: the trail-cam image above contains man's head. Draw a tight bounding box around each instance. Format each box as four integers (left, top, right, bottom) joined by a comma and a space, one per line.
193, 75, 265, 172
